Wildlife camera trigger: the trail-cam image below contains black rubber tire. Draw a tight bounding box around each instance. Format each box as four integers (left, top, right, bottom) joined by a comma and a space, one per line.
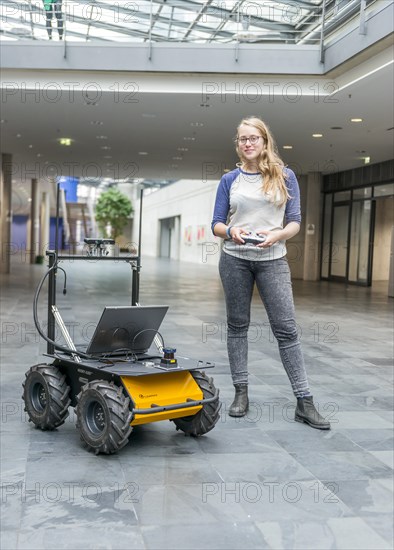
172, 370, 221, 436
76, 380, 133, 455
22, 364, 71, 430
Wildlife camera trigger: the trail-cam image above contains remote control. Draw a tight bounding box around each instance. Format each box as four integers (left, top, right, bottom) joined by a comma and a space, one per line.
241, 232, 266, 245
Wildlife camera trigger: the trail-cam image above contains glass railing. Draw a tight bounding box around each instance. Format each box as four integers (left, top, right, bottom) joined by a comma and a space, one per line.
0, 0, 379, 46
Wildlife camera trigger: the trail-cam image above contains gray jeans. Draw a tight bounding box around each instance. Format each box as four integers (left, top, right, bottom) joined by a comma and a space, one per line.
219, 252, 311, 398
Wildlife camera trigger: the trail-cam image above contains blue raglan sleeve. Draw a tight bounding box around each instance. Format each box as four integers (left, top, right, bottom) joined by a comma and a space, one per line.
211, 174, 231, 234
284, 168, 301, 225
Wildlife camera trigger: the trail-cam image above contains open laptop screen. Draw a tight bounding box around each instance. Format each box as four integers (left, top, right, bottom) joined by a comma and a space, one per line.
86, 305, 169, 355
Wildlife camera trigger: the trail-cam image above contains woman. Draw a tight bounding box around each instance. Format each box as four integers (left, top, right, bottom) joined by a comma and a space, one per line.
43, 0, 64, 40
211, 116, 330, 430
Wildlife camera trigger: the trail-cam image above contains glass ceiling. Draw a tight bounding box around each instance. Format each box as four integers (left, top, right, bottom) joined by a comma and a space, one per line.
1, 0, 363, 44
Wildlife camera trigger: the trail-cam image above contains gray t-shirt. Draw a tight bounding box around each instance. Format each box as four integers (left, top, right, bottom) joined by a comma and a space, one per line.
211, 167, 301, 261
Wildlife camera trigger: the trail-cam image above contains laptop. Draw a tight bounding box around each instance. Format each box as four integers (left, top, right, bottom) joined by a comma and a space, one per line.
85, 305, 169, 356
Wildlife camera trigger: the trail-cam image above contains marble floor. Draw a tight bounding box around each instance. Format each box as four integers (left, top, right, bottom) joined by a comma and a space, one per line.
1, 255, 393, 550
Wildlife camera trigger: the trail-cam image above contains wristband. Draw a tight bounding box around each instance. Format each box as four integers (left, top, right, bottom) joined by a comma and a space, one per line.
226, 226, 233, 239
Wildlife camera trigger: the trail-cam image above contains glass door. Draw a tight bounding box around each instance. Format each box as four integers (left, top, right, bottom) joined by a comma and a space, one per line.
348, 200, 373, 284
321, 191, 375, 285
329, 204, 350, 279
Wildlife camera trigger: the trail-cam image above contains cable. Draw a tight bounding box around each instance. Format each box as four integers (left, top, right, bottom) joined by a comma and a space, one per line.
33, 263, 91, 360
131, 329, 165, 352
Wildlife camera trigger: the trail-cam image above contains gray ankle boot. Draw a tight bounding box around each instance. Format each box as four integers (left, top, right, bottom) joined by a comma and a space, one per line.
295, 396, 331, 430
229, 384, 249, 417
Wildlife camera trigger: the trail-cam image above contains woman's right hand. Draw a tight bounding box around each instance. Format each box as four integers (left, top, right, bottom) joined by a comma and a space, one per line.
229, 227, 246, 244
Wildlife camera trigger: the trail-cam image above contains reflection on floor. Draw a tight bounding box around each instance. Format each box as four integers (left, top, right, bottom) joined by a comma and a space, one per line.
1, 256, 393, 550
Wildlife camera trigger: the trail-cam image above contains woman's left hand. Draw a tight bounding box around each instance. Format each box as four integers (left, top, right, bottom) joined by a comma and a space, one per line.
255, 229, 281, 248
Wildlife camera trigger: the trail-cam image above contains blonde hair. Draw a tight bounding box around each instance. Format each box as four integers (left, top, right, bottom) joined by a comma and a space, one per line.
236, 116, 290, 206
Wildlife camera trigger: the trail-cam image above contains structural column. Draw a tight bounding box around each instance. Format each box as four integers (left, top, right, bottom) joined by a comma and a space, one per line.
41, 191, 50, 257
30, 178, 40, 264
303, 172, 322, 281
0, 153, 13, 274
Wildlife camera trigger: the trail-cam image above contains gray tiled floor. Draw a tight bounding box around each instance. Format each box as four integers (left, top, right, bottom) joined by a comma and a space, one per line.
1, 255, 393, 550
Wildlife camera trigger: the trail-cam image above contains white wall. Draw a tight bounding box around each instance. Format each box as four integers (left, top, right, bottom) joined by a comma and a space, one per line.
135, 177, 309, 278
135, 179, 221, 266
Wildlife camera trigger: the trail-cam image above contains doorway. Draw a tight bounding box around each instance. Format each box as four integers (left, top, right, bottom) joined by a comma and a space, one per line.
159, 216, 180, 259
322, 191, 374, 285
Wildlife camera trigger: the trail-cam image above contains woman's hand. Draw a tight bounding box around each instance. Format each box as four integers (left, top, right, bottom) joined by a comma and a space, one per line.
254, 229, 280, 248
230, 227, 247, 244
254, 222, 300, 248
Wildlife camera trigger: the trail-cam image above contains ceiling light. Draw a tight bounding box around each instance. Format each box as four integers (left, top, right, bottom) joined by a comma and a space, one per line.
91, 121, 103, 125
364, 156, 370, 164
177, 147, 188, 152
283, 145, 293, 149
172, 156, 182, 160
101, 146, 111, 150
96, 135, 108, 139
312, 134, 323, 138
0, 119, 7, 124
138, 152, 148, 155
183, 137, 195, 141
330, 126, 343, 130
28, 144, 33, 148
141, 113, 156, 118
103, 155, 112, 159
59, 138, 72, 146
190, 122, 204, 127
16, 134, 22, 138
350, 118, 363, 122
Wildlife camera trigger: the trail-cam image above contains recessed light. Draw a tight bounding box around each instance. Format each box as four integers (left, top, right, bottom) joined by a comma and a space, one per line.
351, 118, 363, 122
364, 156, 370, 164
172, 156, 182, 160
91, 121, 103, 125
283, 145, 293, 149
96, 135, 108, 140
312, 134, 323, 138
177, 147, 188, 152
190, 122, 204, 127
138, 152, 148, 155
101, 146, 111, 150
59, 138, 72, 146
183, 137, 195, 141
28, 144, 33, 148
16, 134, 22, 138
0, 119, 7, 124
330, 126, 343, 130
37, 153, 42, 157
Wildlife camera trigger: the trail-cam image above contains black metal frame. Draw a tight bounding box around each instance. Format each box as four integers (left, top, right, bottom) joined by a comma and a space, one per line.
45, 183, 142, 355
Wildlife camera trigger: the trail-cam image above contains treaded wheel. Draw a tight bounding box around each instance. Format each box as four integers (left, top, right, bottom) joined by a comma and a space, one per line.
172, 370, 220, 436
22, 364, 71, 430
76, 380, 133, 455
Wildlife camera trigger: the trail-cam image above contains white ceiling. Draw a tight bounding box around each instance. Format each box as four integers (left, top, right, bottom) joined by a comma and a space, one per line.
1, 45, 393, 197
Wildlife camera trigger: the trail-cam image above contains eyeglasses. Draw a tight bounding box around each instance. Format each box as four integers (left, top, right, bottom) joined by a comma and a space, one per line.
236, 135, 262, 146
